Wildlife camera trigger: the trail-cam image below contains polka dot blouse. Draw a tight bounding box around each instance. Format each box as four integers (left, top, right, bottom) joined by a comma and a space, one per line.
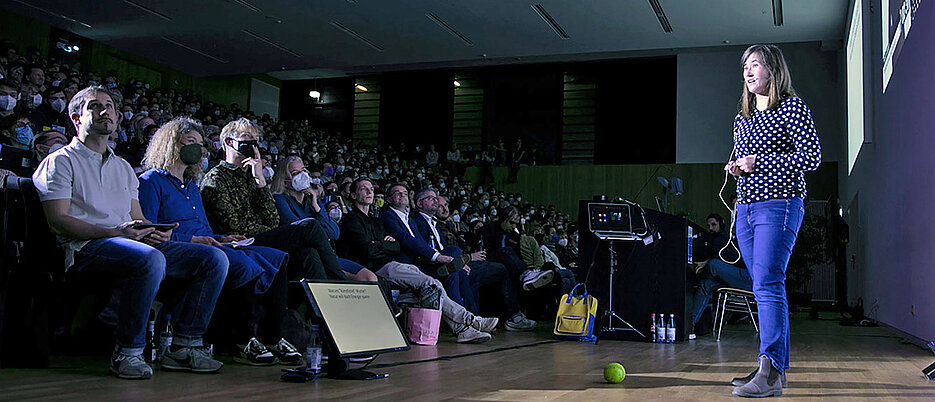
733, 96, 822, 204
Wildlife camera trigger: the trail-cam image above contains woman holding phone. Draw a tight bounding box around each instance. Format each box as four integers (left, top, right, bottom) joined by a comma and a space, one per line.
138, 117, 301, 366
726, 44, 821, 397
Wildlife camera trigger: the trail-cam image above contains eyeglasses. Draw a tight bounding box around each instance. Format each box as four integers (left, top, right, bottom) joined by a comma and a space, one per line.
419, 195, 438, 202
389, 190, 406, 197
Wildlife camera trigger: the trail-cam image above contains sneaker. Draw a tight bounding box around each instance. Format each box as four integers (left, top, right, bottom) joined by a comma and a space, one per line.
234, 337, 279, 366
505, 314, 537, 331
472, 316, 499, 333
109, 351, 153, 379
521, 269, 555, 291
688, 333, 697, 340
457, 327, 492, 344
161, 345, 224, 373
269, 338, 303, 365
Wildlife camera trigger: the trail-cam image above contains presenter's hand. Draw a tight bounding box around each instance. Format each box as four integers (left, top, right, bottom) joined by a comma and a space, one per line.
725, 161, 742, 177
436, 255, 454, 264
735, 155, 756, 174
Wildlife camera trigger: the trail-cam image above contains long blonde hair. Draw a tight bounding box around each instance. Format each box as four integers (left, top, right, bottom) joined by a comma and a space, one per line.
739, 44, 797, 119
142, 117, 205, 181
270, 156, 304, 195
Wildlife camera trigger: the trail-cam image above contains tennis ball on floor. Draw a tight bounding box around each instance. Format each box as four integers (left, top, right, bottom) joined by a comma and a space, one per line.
603, 362, 626, 384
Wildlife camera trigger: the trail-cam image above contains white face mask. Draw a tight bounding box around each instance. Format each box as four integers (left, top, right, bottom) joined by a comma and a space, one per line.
328, 208, 343, 221
32, 94, 43, 107
50, 99, 66, 113
452, 214, 461, 223
558, 238, 568, 247
0, 95, 16, 111
291, 171, 312, 192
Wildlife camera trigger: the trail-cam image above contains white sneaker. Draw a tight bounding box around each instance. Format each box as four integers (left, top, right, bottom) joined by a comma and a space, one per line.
521, 269, 554, 291
472, 316, 499, 332
688, 333, 697, 340
457, 327, 492, 344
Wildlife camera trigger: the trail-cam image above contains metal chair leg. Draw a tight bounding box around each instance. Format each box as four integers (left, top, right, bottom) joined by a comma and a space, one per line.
742, 295, 759, 334
716, 292, 728, 342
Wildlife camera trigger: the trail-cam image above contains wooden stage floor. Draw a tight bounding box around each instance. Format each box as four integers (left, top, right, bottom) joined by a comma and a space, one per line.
2, 312, 934, 401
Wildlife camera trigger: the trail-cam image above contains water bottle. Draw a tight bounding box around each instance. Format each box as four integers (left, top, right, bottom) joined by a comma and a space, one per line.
655, 313, 666, 343
158, 314, 172, 361
650, 313, 657, 343
687, 226, 693, 264
144, 313, 156, 364
306, 324, 322, 374
667, 314, 676, 344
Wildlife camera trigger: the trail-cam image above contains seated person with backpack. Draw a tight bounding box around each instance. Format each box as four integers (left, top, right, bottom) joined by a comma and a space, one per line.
32, 86, 227, 379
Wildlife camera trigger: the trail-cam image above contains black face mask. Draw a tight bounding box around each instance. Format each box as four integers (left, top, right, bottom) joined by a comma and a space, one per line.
179, 143, 204, 165
234, 139, 259, 158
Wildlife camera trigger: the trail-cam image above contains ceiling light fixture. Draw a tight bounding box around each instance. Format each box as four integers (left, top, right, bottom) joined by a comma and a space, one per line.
647, 0, 673, 33
355, 84, 368, 92
453, 80, 461, 87
309, 90, 321, 99
425, 13, 474, 46
771, 0, 784, 26
531, 4, 569, 39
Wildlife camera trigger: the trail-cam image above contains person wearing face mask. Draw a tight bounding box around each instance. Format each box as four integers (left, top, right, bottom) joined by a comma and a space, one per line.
29, 87, 68, 132
29, 129, 68, 167
269, 156, 377, 283
481, 206, 555, 298
1, 113, 34, 151
138, 117, 300, 366
0, 79, 21, 119
33, 87, 228, 379
200, 118, 349, 284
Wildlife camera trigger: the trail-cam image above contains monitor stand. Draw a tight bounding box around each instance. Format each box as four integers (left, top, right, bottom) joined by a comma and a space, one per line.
325, 353, 386, 380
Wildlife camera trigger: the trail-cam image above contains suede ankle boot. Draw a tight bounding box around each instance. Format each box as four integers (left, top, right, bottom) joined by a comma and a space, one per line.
731, 366, 787, 388
732, 355, 783, 397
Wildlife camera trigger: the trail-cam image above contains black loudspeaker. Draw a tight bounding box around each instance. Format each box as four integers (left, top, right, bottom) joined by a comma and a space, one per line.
577, 200, 701, 342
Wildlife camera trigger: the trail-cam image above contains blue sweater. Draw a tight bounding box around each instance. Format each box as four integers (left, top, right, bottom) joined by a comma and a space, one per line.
272, 193, 340, 240
138, 169, 223, 242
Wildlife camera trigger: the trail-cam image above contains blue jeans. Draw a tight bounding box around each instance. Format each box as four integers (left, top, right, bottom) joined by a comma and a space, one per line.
736, 198, 804, 372
691, 259, 753, 327
73, 238, 229, 355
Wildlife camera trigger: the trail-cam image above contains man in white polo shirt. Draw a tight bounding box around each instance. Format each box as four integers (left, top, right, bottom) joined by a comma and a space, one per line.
32, 86, 229, 379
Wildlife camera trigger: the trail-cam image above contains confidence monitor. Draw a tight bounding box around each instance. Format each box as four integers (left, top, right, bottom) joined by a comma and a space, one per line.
588, 202, 648, 240
302, 280, 409, 358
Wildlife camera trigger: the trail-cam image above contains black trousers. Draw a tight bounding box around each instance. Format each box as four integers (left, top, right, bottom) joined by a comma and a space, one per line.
253, 220, 345, 281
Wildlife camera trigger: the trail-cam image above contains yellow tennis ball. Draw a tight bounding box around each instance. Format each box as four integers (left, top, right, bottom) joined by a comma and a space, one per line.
603, 362, 626, 384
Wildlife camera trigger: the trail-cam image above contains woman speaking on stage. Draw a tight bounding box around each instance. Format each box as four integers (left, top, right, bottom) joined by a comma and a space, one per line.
726, 44, 821, 398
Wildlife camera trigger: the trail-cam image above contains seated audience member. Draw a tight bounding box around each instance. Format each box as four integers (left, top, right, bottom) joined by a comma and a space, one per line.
690, 213, 751, 337
411, 189, 536, 331
482, 206, 555, 292
27, 128, 67, 168
269, 156, 377, 282
138, 117, 300, 365
1, 112, 33, 150
200, 118, 346, 281
32, 86, 227, 379
29, 86, 67, 131
0, 79, 20, 119
338, 178, 498, 343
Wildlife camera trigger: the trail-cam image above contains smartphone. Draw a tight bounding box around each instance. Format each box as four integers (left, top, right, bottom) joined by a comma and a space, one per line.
133, 223, 176, 231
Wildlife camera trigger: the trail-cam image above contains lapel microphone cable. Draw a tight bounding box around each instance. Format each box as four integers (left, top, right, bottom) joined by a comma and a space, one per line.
717, 144, 742, 265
